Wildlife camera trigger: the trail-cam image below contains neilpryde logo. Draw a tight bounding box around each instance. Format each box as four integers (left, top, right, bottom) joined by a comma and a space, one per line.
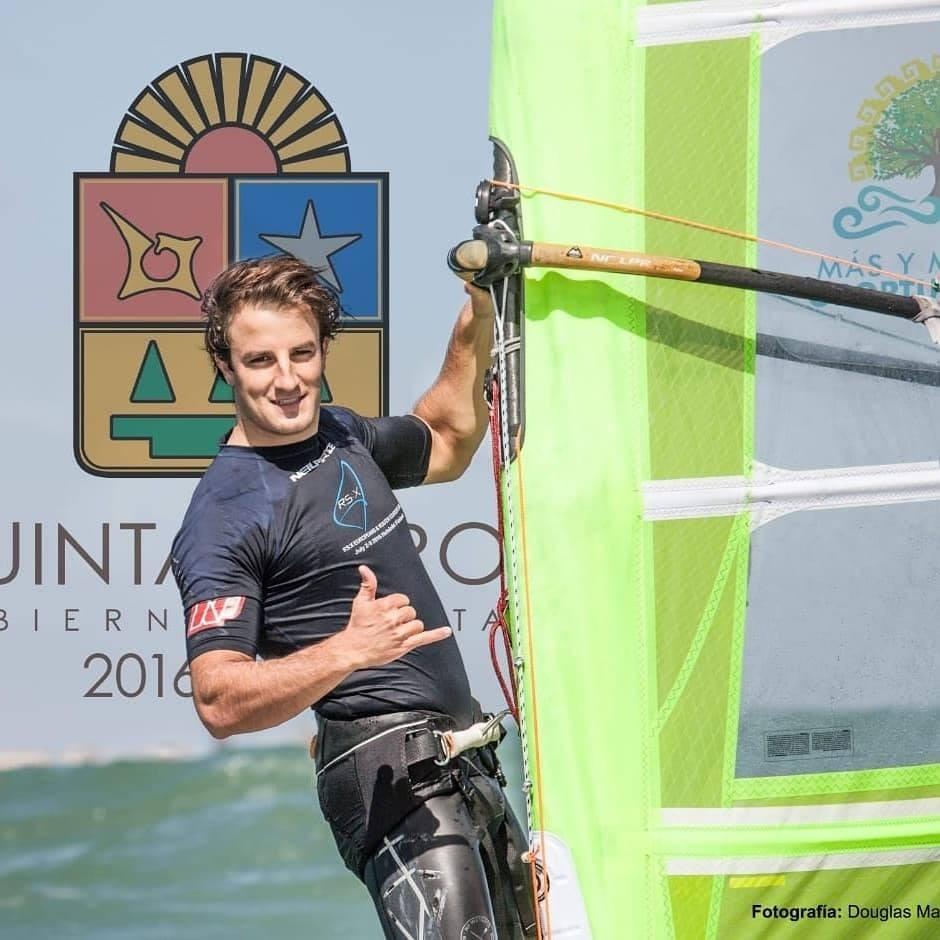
333, 461, 368, 531
835, 55, 940, 239
74, 52, 389, 476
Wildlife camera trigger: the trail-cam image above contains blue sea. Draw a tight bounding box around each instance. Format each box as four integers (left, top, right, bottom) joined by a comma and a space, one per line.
0, 737, 525, 939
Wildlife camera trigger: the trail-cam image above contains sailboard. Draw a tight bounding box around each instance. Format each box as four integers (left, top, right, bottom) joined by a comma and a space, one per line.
467, 2, 940, 936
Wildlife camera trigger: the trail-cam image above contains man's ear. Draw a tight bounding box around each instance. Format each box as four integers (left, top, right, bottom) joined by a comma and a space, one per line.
214, 356, 234, 384
322, 338, 331, 358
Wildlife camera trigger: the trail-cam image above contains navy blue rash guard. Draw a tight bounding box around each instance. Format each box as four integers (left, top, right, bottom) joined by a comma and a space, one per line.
171, 406, 473, 724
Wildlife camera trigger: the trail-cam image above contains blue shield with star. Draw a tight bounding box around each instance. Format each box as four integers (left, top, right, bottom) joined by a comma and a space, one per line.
233, 176, 387, 322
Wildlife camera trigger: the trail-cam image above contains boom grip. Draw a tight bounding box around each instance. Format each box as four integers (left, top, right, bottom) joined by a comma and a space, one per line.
448, 239, 489, 280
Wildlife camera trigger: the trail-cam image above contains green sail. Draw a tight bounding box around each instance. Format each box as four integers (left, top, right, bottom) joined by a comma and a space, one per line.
490, 2, 940, 937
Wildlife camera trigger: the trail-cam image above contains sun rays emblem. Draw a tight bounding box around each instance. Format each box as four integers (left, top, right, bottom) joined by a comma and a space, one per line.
110, 53, 350, 175
75, 53, 388, 477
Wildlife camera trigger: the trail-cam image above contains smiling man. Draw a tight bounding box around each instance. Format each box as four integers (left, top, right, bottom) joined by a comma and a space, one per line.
171, 255, 536, 938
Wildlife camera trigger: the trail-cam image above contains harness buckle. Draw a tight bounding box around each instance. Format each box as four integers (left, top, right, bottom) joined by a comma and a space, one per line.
432, 730, 453, 767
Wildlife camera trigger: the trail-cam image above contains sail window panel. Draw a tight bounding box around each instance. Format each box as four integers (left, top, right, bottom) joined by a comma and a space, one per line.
736, 499, 940, 781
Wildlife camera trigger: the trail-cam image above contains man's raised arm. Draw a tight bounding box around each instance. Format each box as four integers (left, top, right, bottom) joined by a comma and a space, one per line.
412, 283, 495, 484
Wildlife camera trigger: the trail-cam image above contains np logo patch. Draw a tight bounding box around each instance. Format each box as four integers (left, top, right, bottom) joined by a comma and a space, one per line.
74, 53, 389, 477
187, 596, 247, 636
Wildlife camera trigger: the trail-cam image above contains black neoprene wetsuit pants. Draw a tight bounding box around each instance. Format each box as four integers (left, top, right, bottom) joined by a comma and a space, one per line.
315, 710, 537, 939
362, 767, 537, 939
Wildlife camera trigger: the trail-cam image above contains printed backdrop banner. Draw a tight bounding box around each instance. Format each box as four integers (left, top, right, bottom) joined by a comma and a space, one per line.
0, 1, 497, 763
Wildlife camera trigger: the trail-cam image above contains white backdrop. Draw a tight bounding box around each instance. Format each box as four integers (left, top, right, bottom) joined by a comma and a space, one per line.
0, 0, 501, 762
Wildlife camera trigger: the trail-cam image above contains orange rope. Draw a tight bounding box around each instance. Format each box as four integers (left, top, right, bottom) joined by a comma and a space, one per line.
515, 446, 552, 940
489, 179, 937, 291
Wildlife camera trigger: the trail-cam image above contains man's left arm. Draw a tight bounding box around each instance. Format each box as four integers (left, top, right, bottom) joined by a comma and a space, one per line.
412, 283, 494, 484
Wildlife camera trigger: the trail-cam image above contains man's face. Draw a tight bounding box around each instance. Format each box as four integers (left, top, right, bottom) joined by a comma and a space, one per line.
217, 302, 329, 447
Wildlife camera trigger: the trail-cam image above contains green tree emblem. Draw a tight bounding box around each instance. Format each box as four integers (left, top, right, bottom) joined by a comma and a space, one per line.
868, 74, 940, 197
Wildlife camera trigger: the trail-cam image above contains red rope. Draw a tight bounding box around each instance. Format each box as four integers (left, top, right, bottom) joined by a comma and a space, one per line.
488, 376, 519, 723
489, 594, 517, 721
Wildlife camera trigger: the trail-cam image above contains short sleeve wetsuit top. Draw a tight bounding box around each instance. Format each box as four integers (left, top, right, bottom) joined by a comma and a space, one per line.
171, 406, 473, 725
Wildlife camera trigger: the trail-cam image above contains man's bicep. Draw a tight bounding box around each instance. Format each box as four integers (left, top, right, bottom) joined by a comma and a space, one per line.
417, 418, 465, 484
190, 648, 254, 688
189, 648, 254, 727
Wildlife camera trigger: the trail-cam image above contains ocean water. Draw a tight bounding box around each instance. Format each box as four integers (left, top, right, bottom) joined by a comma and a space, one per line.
0, 736, 525, 939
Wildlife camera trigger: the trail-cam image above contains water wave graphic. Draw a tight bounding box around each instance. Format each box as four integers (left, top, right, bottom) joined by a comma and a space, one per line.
833, 187, 940, 239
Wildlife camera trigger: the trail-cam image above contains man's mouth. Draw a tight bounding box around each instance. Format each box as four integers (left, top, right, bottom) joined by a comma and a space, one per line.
273, 394, 305, 407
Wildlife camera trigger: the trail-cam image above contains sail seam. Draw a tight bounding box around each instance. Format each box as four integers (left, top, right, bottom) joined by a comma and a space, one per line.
635, 0, 940, 50
667, 848, 940, 875
643, 460, 940, 524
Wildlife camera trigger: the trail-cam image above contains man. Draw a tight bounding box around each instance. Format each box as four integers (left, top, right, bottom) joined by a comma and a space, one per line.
172, 255, 537, 938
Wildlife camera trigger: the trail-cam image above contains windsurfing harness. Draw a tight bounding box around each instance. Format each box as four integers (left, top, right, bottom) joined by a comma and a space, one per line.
314, 707, 508, 878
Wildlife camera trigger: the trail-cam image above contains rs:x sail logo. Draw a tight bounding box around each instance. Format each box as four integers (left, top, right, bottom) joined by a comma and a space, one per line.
333, 461, 367, 531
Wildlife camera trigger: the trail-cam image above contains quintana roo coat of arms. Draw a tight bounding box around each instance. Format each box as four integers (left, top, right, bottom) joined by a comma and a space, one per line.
75, 52, 389, 476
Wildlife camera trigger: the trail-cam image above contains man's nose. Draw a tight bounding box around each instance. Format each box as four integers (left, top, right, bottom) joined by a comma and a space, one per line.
272, 355, 300, 387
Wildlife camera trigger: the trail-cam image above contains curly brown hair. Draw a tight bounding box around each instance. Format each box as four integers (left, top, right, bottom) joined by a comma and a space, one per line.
202, 256, 341, 369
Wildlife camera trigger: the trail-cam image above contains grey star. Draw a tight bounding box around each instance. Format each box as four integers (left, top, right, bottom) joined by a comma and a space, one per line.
260, 200, 361, 293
